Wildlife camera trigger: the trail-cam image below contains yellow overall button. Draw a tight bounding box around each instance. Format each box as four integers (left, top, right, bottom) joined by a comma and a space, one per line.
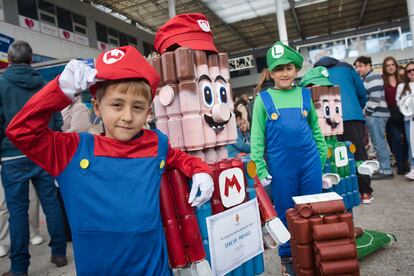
271, 113, 279, 120
303, 110, 308, 117
160, 160, 165, 169
80, 159, 89, 169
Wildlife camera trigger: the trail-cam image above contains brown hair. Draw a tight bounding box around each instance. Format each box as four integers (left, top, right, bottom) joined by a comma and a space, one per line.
255, 68, 272, 94
400, 61, 414, 99
95, 79, 152, 104
382, 56, 400, 86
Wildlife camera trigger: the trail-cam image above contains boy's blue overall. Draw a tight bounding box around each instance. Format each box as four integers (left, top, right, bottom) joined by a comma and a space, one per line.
260, 88, 322, 257
56, 131, 171, 275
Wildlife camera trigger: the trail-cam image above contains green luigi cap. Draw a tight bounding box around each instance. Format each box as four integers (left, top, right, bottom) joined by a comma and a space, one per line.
266, 41, 304, 71
300, 66, 333, 87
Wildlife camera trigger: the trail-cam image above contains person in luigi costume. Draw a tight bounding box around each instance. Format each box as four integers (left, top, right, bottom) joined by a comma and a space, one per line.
251, 42, 327, 275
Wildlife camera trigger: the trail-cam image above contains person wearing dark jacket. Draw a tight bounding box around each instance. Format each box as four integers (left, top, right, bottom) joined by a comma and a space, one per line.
0, 41, 67, 276
315, 56, 374, 204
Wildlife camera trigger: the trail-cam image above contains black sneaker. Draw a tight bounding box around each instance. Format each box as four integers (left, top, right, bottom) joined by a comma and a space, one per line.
371, 173, 394, 180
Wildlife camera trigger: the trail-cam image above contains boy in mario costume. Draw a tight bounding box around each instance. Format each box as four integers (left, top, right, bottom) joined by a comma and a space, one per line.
251, 42, 327, 275
6, 45, 214, 275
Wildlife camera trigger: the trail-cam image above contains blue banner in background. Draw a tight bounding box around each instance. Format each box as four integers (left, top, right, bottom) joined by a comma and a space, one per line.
0, 33, 14, 53
0, 33, 15, 67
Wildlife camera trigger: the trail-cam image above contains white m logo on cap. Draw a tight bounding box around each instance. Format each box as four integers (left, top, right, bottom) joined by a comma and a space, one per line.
103, 49, 125, 64
197, 20, 210, 32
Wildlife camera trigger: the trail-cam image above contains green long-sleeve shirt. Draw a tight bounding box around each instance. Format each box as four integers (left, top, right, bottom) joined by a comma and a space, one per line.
250, 87, 327, 180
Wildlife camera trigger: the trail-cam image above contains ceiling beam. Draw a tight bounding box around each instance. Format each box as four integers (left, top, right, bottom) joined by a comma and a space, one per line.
197, 1, 255, 49
83, 0, 155, 31
288, 0, 303, 38
357, 0, 369, 28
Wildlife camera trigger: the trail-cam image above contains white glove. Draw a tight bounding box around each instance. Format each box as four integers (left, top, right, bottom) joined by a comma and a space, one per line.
260, 175, 272, 187
59, 59, 98, 100
399, 94, 414, 116
189, 173, 214, 207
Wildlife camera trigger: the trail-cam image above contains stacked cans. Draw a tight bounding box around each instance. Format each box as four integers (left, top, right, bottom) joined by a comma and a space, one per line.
286, 199, 359, 275
323, 139, 361, 210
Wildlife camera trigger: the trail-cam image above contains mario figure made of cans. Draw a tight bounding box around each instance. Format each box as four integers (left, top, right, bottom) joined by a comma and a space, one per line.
151, 13, 290, 275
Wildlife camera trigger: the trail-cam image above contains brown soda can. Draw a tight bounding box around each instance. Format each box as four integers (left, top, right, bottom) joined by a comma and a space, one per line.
299, 268, 315, 276
338, 212, 354, 239
174, 47, 196, 81
296, 203, 313, 218
319, 243, 357, 261
296, 244, 314, 269
314, 239, 352, 254
320, 258, 359, 275
150, 56, 163, 86
161, 52, 177, 84
313, 222, 351, 242
293, 218, 311, 244
323, 214, 339, 224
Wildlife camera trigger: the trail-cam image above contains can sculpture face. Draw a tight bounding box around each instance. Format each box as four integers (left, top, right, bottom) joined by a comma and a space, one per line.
151, 48, 237, 163
311, 86, 344, 137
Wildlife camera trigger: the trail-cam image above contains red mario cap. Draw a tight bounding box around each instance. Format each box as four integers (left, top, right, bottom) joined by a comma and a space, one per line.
90, 46, 160, 99
154, 13, 218, 54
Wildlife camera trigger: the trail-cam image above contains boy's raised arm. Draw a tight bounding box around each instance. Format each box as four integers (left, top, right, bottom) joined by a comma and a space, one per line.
165, 143, 212, 177
6, 77, 80, 176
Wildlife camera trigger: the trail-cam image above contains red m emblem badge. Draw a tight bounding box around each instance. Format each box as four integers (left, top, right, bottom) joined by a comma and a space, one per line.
224, 175, 241, 197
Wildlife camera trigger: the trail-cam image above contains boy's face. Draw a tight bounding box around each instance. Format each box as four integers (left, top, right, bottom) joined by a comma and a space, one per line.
355, 61, 370, 77
92, 87, 150, 141
271, 64, 297, 90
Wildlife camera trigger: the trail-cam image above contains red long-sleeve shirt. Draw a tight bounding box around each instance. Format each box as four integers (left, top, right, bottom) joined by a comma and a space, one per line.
6, 77, 211, 177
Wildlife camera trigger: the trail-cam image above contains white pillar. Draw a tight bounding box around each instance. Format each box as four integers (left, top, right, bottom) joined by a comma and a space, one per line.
407, 0, 414, 50
168, 0, 176, 18
275, 0, 288, 45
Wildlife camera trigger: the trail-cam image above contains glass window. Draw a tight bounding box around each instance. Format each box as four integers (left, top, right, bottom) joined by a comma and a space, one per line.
107, 27, 118, 38
96, 22, 108, 43
128, 36, 137, 45
40, 12, 55, 24
73, 13, 86, 26
38, 0, 55, 14
230, 70, 250, 78
119, 32, 128, 46
109, 37, 119, 46
143, 41, 154, 56
17, 0, 38, 20
74, 25, 86, 34
255, 56, 266, 73
56, 7, 72, 31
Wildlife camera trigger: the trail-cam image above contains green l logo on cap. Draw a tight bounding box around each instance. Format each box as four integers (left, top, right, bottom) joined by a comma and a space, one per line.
271, 45, 284, 59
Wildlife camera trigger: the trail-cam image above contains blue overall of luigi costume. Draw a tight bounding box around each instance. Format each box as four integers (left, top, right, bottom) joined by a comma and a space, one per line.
56, 131, 171, 275
251, 42, 327, 275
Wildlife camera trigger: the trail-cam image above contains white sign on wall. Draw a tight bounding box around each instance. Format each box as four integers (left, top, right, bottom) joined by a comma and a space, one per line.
207, 198, 263, 275
18, 15, 40, 32
74, 34, 89, 46
40, 22, 58, 38
228, 55, 254, 72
